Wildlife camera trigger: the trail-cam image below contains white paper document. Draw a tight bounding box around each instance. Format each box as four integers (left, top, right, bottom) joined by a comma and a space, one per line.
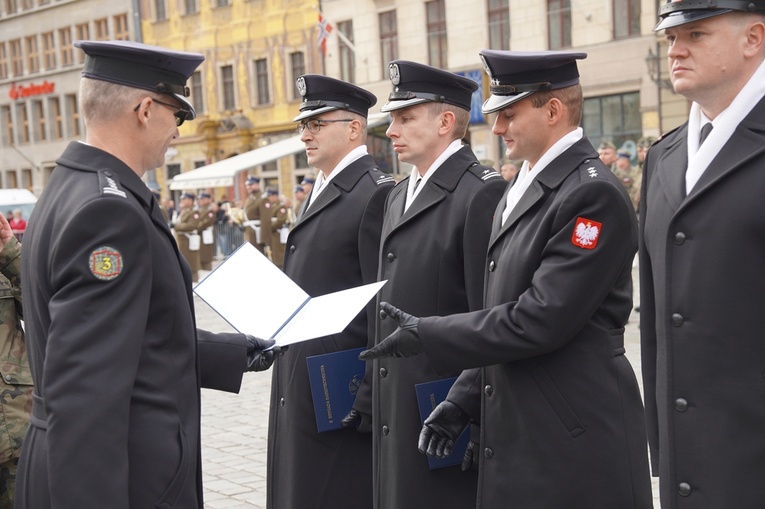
193, 242, 386, 346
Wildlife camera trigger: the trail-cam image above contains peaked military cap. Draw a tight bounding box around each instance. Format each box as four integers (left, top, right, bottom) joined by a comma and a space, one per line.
380, 60, 478, 113
74, 40, 204, 118
246, 177, 261, 185
294, 185, 305, 193
265, 188, 278, 196
301, 177, 315, 185
293, 75, 377, 122
180, 192, 196, 200
199, 192, 212, 199
479, 50, 587, 114
654, 0, 765, 31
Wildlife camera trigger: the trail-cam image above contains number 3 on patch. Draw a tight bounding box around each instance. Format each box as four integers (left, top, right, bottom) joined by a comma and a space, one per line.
572, 217, 602, 249
89, 246, 123, 281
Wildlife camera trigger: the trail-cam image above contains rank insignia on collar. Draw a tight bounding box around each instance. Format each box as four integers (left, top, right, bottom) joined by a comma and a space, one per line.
89, 246, 123, 281
572, 217, 601, 250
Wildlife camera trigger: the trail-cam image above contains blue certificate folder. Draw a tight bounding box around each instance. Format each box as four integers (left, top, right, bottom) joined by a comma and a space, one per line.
415, 377, 469, 470
306, 347, 365, 433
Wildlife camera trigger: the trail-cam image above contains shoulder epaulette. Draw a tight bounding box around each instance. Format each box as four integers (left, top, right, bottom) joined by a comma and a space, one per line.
369, 167, 395, 186
98, 169, 127, 198
469, 163, 502, 182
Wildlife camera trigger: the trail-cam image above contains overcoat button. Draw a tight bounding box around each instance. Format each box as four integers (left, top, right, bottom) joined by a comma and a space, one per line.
382, 425, 390, 436
484, 448, 493, 459
387, 252, 396, 262
489, 260, 496, 272
380, 309, 387, 319
675, 398, 688, 412
289, 245, 296, 253
379, 368, 388, 378
674, 232, 686, 245
279, 398, 285, 407
484, 385, 494, 396
678, 483, 692, 496
671, 313, 684, 326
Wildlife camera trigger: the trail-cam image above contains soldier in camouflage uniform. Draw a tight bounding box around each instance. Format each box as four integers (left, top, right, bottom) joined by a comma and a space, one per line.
0, 213, 31, 509
196, 193, 216, 271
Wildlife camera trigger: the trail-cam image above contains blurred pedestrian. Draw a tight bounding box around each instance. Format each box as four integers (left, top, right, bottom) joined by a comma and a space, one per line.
243, 177, 264, 252
614, 150, 641, 212
264, 188, 288, 269
174, 192, 201, 283
598, 140, 618, 170
499, 159, 520, 181
8, 210, 26, 243
16, 40, 277, 509
196, 192, 216, 271
642, 2, 765, 507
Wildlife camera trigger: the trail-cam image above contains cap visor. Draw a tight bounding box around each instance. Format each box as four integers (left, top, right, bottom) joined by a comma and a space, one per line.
380, 97, 430, 113
481, 91, 534, 114
653, 9, 731, 31
172, 93, 197, 120
293, 106, 339, 122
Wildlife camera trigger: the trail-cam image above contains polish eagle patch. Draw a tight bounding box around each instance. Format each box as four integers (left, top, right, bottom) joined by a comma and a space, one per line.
572, 217, 602, 250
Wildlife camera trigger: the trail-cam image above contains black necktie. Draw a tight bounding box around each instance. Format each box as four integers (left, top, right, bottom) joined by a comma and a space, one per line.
413, 177, 422, 191
699, 123, 713, 146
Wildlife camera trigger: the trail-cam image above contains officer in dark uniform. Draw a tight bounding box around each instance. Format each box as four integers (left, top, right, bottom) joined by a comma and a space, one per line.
268, 74, 393, 509
362, 51, 653, 508
16, 40, 276, 509
642, 2, 765, 507
361, 61, 506, 509
174, 192, 201, 282
196, 192, 216, 270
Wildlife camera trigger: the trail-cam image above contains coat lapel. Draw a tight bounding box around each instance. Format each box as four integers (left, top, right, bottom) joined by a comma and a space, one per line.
655, 126, 689, 212
681, 101, 765, 210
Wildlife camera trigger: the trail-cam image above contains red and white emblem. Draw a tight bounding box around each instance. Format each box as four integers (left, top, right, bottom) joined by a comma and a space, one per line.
572, 217, 601, 249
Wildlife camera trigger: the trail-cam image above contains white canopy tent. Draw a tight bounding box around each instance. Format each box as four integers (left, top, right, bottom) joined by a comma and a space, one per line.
168, 113, 390, 190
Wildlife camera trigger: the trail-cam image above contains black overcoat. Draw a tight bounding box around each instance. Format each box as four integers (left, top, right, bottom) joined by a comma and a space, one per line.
267, 156, 393, 509
16, 142, 247, 509
369, 146, 506, 509
640, 97, 765, 509
419, 138, 653, 508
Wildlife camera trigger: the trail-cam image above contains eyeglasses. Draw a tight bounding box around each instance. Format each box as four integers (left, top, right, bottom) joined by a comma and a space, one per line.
133, 97, 192, 127
296, 119, 353, 134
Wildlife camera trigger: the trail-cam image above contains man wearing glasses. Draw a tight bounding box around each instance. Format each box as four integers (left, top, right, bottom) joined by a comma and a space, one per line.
267, 74, 393, 509
16, 40, 277, 509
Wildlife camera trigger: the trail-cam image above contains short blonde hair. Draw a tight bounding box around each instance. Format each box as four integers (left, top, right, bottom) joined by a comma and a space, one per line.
425, 101, 471, 139
529, 84, 583, 126
79, 77, 145, 127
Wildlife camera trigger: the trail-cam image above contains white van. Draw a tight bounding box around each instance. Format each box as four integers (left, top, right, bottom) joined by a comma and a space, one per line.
0, 188, 38, 222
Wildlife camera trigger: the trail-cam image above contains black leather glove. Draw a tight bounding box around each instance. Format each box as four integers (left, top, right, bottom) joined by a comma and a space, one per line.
245, 335, 280, 372
418, 400, 470, 458
358, 302, 422, 361
461, 439, 479, 472
340, 409, 372, 434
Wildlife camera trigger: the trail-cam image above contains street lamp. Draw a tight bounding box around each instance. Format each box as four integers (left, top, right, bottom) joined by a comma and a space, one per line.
645, 46, 673, 90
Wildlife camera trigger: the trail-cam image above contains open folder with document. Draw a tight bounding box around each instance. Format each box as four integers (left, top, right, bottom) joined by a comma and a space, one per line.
193, 242, 386, 347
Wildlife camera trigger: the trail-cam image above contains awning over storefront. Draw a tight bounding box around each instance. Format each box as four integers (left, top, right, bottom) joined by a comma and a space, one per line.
169, 113, 390, 190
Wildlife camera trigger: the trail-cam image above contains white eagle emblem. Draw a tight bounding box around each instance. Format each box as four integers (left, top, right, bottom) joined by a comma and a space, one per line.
572, 217, 602, 250
389, 63, 401, 85
575, 222, 599, 246
296, 76, 307, 97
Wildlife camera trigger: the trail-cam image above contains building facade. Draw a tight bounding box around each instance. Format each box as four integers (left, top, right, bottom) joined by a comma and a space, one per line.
0, 0, 135, 196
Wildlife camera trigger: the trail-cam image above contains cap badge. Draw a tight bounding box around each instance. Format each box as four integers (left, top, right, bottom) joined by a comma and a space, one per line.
297, 77, 307, 97
89, 246, 123, 281
389, 63, 401, 86
572, 217, 602, 250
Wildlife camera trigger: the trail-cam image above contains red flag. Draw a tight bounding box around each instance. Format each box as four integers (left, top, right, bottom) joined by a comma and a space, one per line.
317, 13, 333, 56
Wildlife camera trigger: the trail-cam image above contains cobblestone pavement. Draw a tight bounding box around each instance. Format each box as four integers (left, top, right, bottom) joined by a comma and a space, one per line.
195, 265, 661, 508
